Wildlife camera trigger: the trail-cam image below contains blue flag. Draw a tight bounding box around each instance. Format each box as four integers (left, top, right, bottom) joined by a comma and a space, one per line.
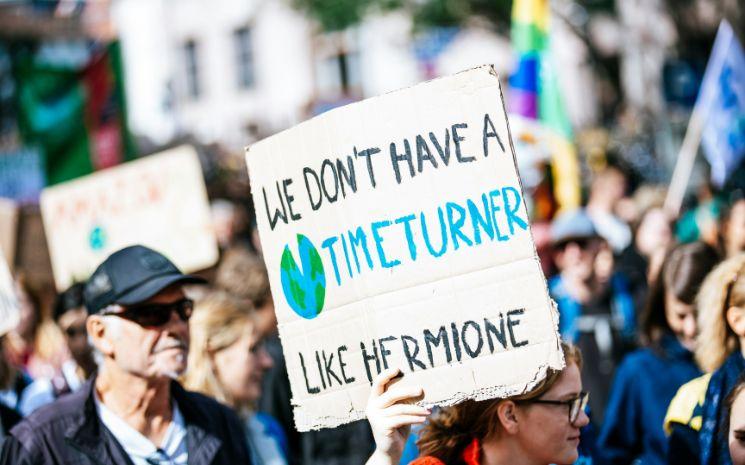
698, 21, 745, 187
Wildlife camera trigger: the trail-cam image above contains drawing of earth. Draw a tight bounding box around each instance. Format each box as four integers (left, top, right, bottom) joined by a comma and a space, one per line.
280, 234, 326, 319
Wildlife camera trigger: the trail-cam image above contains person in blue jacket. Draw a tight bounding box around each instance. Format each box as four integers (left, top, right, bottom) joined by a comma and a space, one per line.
597, 241, 720, 465
548, 209, 636, 423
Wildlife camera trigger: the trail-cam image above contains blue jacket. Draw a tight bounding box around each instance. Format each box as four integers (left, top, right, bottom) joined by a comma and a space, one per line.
549, 273, 636, 343
597, 334, 701, 465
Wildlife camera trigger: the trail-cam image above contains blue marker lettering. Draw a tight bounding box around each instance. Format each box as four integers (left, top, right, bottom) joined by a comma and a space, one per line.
446, 201, 473, 250
488, 189, 509, 242
321, 237, 342, 285
502, 186, 528, 234
348, 227, 373, 272
340, 233, 354, 279
395, 214, 418, 261
421, 207, 448, 257
372, 220, 401, 268
468, 194, 495, 244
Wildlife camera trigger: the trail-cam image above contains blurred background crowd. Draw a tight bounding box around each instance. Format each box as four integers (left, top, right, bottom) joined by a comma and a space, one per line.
0, 0, 744, 464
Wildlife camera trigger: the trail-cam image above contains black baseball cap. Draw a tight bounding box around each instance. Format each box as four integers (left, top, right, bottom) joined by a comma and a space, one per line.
84, 245, 206, 315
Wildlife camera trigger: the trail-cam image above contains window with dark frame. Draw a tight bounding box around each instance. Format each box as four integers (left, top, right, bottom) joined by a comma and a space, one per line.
234, 26, 255, 89
183, 39, 200, 99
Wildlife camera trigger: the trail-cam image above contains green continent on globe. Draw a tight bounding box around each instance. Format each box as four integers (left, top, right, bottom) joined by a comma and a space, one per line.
281, 249, 307, 311
279, 233, 327, 319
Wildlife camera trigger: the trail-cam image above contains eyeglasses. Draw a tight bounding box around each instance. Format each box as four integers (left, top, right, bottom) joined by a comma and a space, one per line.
528, 391, 589, 425
100, 298, 194, 327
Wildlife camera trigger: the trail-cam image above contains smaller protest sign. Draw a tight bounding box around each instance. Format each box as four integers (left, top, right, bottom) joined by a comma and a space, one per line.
41, 145, 218, 290
0, 198, 18, 270
0, 249, 20, 337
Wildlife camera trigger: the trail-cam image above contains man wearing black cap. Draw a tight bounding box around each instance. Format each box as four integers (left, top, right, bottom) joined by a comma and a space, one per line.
0, 245, 252, 465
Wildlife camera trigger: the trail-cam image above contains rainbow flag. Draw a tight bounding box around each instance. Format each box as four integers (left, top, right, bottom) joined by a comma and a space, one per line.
509, 0, 580, 211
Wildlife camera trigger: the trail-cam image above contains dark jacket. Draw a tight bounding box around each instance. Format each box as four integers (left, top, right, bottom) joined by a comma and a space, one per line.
597, 334, 701, 465
0, 377, 252, 465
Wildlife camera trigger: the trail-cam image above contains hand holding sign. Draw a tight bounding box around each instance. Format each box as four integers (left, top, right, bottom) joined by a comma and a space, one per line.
365, 368, 430, 465
246, 65, 563, 431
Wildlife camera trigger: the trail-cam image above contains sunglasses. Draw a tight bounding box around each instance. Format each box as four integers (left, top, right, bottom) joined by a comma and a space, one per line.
526, 391, 589, 425
100, 298, 194, 327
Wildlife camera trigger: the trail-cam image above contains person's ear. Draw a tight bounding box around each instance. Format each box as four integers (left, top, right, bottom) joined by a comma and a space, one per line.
497, 400, 520, 434
726, 306, 745, 337
87, 316, 115, 357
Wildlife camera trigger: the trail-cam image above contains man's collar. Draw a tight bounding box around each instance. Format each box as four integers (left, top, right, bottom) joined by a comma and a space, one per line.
64, 377, 130, 464
65, 377, 222, 465
170, 381, 223, 464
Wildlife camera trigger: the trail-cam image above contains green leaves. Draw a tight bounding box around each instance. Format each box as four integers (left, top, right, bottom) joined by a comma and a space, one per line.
292, 0, 511, 32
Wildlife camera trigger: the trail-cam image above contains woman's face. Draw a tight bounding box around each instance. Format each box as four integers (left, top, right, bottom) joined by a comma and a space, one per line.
664, 291, 697, 351
730, 389, 745, 465
636, 208, 672, 257
212, 322, 273, 407
13, 282, 38, 340
515, 363, 589, 465
726, 201, 745, 257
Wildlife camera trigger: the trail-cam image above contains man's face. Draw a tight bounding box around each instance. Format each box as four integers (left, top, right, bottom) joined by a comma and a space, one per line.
99, 286, 190, 380
58, 308, 92, 366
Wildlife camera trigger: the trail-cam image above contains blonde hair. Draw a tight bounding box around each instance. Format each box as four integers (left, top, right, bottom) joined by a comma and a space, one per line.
9, 277, 68, 378
696, 253, 745, 372
183, 290, 257, 408
417, 342, 582, 463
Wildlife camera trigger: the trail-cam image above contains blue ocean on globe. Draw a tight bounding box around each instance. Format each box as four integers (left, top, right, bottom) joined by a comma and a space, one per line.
280, 234, 326, 319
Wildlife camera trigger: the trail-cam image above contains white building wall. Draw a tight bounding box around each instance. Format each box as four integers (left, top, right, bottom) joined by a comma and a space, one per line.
114, 0, 316, 150
113, 0, 177, 144
357, 13, 420, 96
113, 1, 598, 150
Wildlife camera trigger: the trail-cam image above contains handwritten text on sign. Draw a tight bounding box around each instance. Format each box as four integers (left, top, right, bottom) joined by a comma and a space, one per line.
247, 66, 562, 431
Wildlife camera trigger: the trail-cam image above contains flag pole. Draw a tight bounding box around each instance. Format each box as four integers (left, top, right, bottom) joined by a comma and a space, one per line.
664, 106, 706, 216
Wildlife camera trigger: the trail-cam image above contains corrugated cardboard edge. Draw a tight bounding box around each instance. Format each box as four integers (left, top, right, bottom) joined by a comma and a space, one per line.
494, 62, 565, 373
245, 65, 565, 431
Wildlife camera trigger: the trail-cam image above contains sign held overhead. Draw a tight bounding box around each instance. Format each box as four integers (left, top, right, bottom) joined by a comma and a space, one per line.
41, 145, 219, 290
246, 65, 563, 431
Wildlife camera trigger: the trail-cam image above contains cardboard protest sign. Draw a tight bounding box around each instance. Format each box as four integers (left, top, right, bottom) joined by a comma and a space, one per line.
0, 249, 20, 337
0, 198, 18, 270
246, 65, 563, 431
41, 145, 218, 291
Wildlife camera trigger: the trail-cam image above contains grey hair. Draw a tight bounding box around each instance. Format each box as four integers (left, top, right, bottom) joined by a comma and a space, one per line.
88, 315, 123, 368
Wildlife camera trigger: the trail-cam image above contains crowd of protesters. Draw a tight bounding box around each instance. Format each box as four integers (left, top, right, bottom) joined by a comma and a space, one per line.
3, 164, 745, 465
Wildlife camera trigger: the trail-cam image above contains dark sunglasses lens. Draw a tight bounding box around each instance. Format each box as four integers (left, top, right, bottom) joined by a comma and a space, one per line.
128, 299, 194, 326
130, 306, 172, 326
